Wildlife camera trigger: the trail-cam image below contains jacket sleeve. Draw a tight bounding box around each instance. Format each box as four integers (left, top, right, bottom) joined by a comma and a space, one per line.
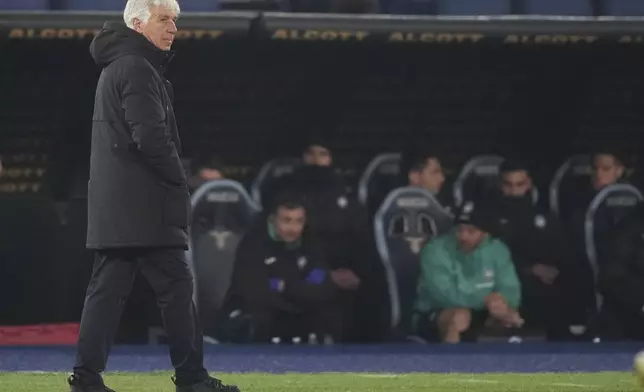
599, 221, 644, 314
282, 245, 340, 306
231, 235, 294, 312
120, 56, 186, 187
493, 243, 522, 310
543, 213, 574, 269
418, 240, 468, 309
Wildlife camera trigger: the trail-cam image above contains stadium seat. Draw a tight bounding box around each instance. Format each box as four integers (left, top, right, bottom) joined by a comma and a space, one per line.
584, 183, 643, 312
437, 0, 511, 15
250, 157, 301, 206
453, 155, 541, 208
603, 0, 644, 15
453, 155, 505, 208
187, 180, 261, 334
373, 187, 453, 334
358, 153, 403, 216
522, 0, 593, 15
0, 0, 49, 10
549, 155, 592, 218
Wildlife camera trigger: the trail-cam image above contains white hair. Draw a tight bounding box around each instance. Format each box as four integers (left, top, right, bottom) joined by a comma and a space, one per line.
123, 0, 180, 29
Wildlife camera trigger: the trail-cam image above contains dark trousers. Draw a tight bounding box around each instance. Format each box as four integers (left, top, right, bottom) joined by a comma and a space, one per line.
599, 298, 644, 341
73, 247, 208, 385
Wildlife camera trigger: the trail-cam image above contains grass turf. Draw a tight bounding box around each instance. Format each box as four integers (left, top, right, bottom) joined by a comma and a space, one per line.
0, 372, 641, 391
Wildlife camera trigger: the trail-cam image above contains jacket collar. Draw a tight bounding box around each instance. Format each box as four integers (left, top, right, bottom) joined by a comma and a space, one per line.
102, 22, 175, 74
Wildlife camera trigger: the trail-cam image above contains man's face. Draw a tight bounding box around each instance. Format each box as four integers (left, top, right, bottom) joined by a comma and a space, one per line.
303, 145, 332, 167
199, 168, 223, 181
272, 206, 306, 243
409, 158, 445, 194
501, 170, 532, 197
592, 154, 623, 190
134, 5, 178, 51
456, 224, 486, 253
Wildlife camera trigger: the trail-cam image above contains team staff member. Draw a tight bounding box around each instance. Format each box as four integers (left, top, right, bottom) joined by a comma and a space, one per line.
225, 194, 345, 343
598, 204, 644, 340
68, 1, 238, 391
413, 201, 523, 343
493, 160, 573, 339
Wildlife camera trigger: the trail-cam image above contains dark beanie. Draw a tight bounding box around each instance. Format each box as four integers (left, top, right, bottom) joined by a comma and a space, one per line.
455, 201, 498, 235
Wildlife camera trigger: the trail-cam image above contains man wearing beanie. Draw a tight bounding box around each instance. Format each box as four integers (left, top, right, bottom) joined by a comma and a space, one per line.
412, 201, 523, 343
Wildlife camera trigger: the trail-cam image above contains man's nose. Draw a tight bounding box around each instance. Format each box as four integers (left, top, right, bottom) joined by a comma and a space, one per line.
167, 21, 177, 34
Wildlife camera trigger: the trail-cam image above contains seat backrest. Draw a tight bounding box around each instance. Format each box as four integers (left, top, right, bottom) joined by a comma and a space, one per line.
523, 0, 593, 15
250, 157, 301, 205
374, 186, 454, 331
550, 155, 592, 218
358, 153, 402, 212
438, 0, 510, 15
603, 0, 644, 15
187, 180, 261, 327
584, 183, 643, 310
1, 0, 49, 10
453, 155, 540, 207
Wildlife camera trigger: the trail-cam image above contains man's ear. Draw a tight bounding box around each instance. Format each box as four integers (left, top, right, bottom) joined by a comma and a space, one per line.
616, 165, 625, 179
133, 18, 143, 33
408, 171, 419, 186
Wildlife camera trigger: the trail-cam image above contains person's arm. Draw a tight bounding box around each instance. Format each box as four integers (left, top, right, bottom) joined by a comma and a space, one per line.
231, 235, 292, 312
418, 240, 469, 309
599, 220, 644, 315
282, 245, 340, 306
493, 243, 522, 310
120, 56, 186, 187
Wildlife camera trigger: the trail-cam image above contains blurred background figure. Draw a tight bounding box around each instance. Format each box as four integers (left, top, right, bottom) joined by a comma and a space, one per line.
188, 154, 226, 193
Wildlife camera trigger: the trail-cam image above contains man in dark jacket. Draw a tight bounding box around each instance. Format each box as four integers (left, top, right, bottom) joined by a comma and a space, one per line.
598, 204, 644, 340
262, 139, 367, 340
492, 160, 575, 340
224, 194, 344, 343
68, 2, 238, 392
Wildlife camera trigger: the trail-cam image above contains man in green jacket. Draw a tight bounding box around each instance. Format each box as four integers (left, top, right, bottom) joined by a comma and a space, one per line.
413, 201, 524, 343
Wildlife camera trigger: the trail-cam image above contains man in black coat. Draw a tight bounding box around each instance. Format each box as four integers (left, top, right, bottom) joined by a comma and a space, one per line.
598, 204, 644, 340
68, 2, 239, 392
491, 160, 575, 340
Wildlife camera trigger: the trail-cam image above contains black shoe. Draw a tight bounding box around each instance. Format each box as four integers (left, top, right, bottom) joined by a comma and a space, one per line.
68, 374, 116, 392
174, 376, 240, 391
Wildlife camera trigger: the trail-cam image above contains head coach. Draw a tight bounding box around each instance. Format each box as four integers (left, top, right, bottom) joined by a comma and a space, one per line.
67, 1, 239, 391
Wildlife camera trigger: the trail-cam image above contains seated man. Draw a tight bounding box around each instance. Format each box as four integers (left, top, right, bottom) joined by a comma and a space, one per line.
598, 204, 644, 341
412, 201, 523, 343
224, 194, 345, 343
262, 137, 367, 341
564, 149, 629, 332
493, 160, 574, 339
403, 149, 451, 213
188, 154, 225, 193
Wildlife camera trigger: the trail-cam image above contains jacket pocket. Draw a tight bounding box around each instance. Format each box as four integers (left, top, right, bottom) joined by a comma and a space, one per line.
162, 186, 191, 228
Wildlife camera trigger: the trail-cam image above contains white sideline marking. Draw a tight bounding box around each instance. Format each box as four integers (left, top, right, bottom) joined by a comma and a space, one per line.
357, 374, 398, 378
446, 378, 500, 384
550, 383, 601, 388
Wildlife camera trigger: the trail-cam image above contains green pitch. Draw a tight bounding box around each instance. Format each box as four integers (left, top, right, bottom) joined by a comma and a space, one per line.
0, 372, 641, 391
